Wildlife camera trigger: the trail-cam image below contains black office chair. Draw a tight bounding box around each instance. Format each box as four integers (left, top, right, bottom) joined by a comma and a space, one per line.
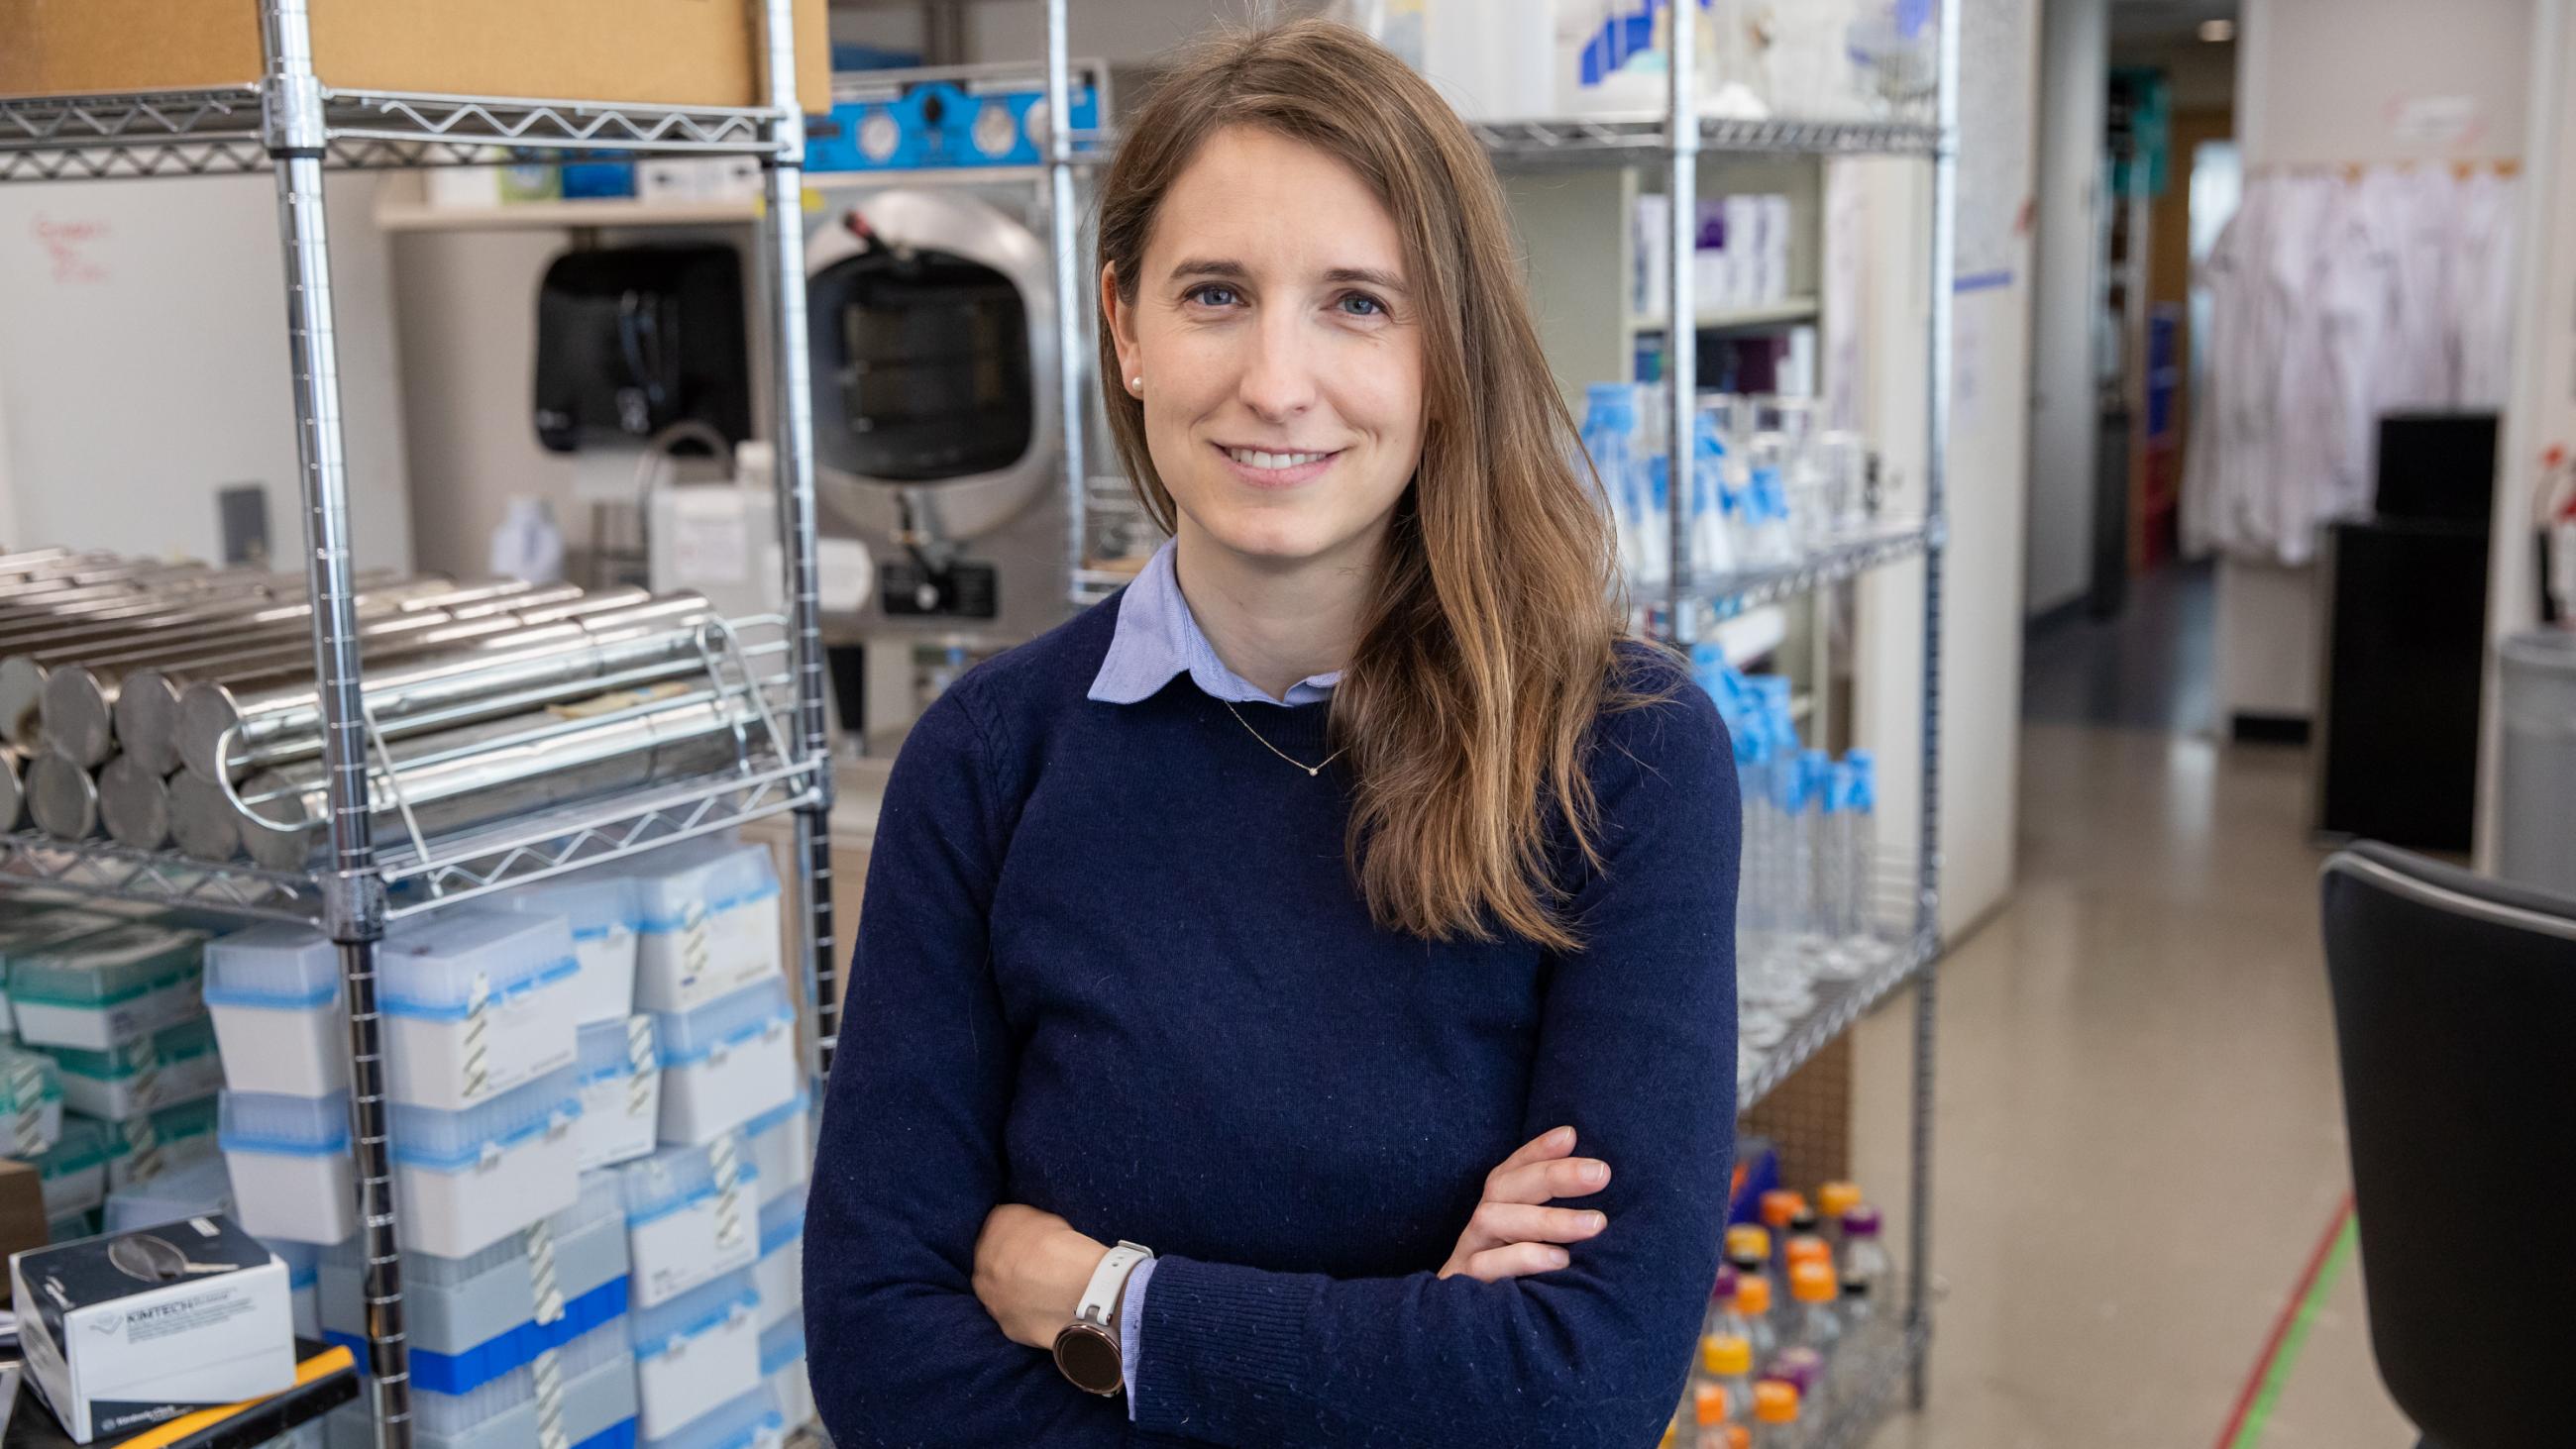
2319, 843, 2576, 1449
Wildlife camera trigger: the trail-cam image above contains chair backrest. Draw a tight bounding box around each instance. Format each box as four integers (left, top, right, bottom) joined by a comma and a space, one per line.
2319, 843, 2576, 1446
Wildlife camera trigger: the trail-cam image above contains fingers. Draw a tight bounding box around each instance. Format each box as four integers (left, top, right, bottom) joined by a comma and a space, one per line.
1464, 1202, 1609, 1252
1458, 1241, 1576, 1283
1487, 1125, 1579, 1185
1483, 1155, 1614, 1206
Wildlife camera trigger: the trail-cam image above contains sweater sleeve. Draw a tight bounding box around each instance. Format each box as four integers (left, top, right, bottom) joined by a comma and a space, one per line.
805, 682, 1127, 1449
1128, 680, 1742, 1447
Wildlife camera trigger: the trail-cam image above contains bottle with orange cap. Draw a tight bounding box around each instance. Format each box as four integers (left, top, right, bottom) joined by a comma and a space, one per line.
1731, 1273, 1781, 1361
1697, 1332, 1757, 1427
1750, 1379, 1802, 1449
1816, 1181, 1865, 1251
1758, 1190, 1807, 1279
1786, 1258, 1844, 1415
1691, 1383, 1732, 1449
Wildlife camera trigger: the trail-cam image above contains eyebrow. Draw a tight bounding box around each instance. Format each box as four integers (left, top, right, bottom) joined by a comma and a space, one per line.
1166, 258, 1410, 293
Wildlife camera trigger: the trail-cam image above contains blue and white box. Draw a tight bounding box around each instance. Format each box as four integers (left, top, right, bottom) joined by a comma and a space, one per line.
220, 1088, 355, 1244
630, 841, 781, 1016
574, 1016, 660, 1172
390, 1068, 583, 1259
498, 875, 640, 1026
631, 1271, 761, 1441
652, 978, 796, 1146
381, 910, 581, 1112
616, 1136, 758, 1309
205, 924, 348, 1097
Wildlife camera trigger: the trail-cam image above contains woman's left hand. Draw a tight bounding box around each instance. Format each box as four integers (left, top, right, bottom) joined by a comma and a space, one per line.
974, 1203, 1114, 1350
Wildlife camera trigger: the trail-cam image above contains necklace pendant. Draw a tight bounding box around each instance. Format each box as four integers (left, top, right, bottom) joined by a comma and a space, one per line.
1308, 766, 1320, 777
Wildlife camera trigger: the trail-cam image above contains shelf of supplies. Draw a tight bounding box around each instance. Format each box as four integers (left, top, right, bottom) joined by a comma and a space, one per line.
0, 758, 818, 928
0, 85, 783, 184
374, 196, 764, 231
1685, 519, 1940, 618
1740, 928, 1935, 1109
1474, 114, 1943, 167
1626, 297, 1820, 334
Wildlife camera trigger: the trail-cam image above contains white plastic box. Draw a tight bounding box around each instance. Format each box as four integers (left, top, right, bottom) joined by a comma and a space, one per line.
414, 1315, 638, 1449
630, 842, 781, 1015
389, 1067, 583, 1259
641, 1386, 784, 1449
751, 1191, 803, 1334
574, 1016, 660, 1172
741, 1091, 810, 1207
760, 1319, 812, 1432
98, 1095, 222, 1189
9, 923, 206, 1052
266, 1237, 324, 1340
631, 1270, 762, 1440
204, 923, 349, 1097
0, 906, 130, 1040
0, 1045, 64, 1157
497, 874, 640, 1026
47, 1015, 224, 1120
102, 1152, 234, 1233
653, 978, 797, 1146
221, 1089, 357, 1245
617, 1136, 760, 1309
380, 910, 581, 1112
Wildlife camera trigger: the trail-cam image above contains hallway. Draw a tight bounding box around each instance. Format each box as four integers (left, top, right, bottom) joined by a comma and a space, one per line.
1851, 589, 2412, 1447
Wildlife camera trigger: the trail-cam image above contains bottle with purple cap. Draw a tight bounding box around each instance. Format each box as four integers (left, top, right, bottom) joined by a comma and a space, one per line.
1842, 1201, 1894, 1304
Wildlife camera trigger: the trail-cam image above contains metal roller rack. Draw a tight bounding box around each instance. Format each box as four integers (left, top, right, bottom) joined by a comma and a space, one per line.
0, 3, 833, 1445
1028, 0, 1956, 1438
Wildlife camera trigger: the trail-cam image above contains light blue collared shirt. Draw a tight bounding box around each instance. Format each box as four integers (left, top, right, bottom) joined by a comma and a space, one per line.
1088, 538, 1336, 1416
1087, 540, 1342, 707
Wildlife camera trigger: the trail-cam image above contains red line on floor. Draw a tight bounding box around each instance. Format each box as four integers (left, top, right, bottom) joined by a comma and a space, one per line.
2210, 1194, 2357, 1449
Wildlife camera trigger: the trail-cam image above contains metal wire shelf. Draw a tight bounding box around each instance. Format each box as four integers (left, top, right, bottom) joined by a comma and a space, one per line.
0, 757, 817, 928
1473, 114, 1944, 166
1682, 519, 1940, 620
0, 84, 784, 183
1803, 1317, 1930, 1449
1740, 928, 1936, 1110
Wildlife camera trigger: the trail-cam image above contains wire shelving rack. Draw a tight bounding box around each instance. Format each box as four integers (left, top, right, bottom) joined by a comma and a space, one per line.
0, 4, 835, 1444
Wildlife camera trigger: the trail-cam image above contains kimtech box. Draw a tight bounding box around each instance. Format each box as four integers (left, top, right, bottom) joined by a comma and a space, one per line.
11, 1213, 294, 1442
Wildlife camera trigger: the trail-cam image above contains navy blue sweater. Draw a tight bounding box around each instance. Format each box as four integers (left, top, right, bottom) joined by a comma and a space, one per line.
806, 597, 1740, 1447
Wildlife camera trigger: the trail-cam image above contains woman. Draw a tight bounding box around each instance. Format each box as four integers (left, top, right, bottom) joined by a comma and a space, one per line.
807, 20, 1739, 1447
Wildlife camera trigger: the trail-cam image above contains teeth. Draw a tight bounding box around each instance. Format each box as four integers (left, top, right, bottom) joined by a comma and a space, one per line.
1228, 448, 1330, 469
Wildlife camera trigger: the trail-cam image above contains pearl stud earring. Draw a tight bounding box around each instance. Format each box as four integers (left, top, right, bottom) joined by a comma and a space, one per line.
1130, 376, 1143, 392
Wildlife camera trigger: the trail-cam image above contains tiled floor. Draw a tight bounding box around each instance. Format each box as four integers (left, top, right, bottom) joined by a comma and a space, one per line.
1847, 569, 2415, 1449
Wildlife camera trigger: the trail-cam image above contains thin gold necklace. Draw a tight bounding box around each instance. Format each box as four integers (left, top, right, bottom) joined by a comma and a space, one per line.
1222, 699, 1348, 777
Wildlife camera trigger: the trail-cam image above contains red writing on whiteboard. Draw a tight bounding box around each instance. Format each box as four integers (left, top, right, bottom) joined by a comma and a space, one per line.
32, 215, 110, 284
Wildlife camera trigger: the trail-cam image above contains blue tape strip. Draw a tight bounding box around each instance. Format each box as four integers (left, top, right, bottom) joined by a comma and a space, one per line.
655, 1008, 793, 1070
387, 1097, 583, 1173
634, 880, 783, 936
632, 1288, 758, 1360
203, 982, 336, 1010
379, 956, 582, 1022
576, 1419, 638, 1449
625, 1162, 761, 1230
411, 1276, 631, 1396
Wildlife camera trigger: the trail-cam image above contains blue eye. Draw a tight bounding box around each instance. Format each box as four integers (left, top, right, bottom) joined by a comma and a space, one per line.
1339, 292, 1387, 318
1187, 283, 1240, 308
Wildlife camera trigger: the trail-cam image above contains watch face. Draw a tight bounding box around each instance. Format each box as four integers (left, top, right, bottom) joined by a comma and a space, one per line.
1053, 1322, 1123, 1396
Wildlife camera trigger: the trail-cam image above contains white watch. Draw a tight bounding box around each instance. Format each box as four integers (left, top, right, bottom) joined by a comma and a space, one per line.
1052, 1240, 1152, 1396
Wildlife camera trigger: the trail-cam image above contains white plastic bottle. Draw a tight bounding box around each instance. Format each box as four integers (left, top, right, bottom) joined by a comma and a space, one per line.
1580, 383, 1641, 581
1841, 750, 1892, 965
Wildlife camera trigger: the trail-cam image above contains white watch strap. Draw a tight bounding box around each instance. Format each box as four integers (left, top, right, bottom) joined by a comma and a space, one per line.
1076, 1241, 1153, 1331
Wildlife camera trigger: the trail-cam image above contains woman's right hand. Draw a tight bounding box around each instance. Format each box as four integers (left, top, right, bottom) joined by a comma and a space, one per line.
1438, 1125, 1613, 1282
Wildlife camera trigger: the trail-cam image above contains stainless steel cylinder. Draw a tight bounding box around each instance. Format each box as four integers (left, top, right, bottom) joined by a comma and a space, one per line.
31, 583, 600, 766
229, 682, 786, 869
0, 746, 22, 832
168, 770, 243, 863
25, 752, 102, 840
177, 596, 719, 783
97, 755, 170, 851
0, 569, 433, 657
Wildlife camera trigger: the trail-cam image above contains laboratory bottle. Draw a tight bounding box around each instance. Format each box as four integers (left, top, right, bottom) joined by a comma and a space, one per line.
1580, 383, 1641, 584
1702, 1264, 1743, 1341
1815, 430, 1868, 540
1845, 751, 1888, 964
1743, 432, 1798, 565
1698, 1333, 1758, 1427
1760, 1191, 1807, 1277
1841, 1204, 1893, 1300
1690, 401, 1740, 578
1815, 1183, 1864, 1250
1765, 1347, 1822, 1405
1639, 453, 1673, 588
1792, 749, 1832, 955
1838, 1270, 1875, 1339
1750, 1380, 1802, 1449
1786, 1259, 1844, 1409
1784, 1204, 1826, 1262
1692, 1384, 1731, 1448
1725, 1224, 1773, 1306
1732, 1274, 1781, 1364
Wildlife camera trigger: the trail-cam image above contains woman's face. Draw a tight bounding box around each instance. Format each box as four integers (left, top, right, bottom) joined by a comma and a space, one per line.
1106, 126, 1426, 572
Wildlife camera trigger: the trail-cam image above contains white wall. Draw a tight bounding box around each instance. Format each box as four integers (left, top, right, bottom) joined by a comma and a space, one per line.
2218, 0, 2534, 725
0, 173, 411, 570
1857, 0, 2042, 936
2024, 0, 2107, 619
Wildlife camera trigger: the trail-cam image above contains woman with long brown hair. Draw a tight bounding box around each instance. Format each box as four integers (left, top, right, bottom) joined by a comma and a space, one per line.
807, 19, 1740, 1446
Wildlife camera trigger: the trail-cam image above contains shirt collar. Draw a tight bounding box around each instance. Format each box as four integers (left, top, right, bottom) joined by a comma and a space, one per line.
1088, 539, 1342, 707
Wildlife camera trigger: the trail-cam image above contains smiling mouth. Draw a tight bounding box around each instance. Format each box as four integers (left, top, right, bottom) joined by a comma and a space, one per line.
1217, 444, 1341, 472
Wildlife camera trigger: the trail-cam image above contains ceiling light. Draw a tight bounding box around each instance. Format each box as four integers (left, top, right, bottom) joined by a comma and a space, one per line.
2199, 18, 2236, 42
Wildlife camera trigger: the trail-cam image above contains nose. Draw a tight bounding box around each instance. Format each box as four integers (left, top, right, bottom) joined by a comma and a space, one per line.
1235, 305, 1319, 423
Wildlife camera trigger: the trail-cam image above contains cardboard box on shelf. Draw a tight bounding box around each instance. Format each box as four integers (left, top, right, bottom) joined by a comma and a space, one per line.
0, 0, 830, 117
